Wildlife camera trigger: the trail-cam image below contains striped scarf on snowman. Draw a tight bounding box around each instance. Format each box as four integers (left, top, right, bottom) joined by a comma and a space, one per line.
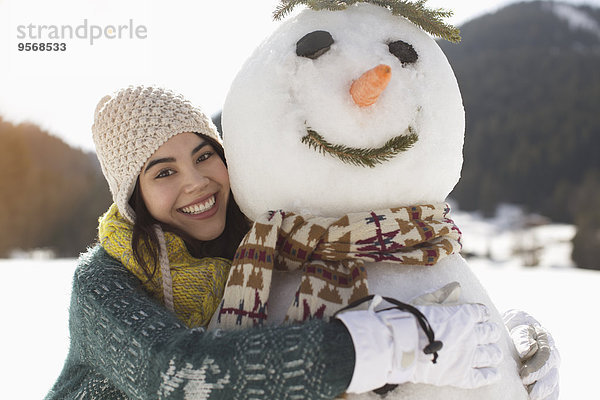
213, 203, 462, 329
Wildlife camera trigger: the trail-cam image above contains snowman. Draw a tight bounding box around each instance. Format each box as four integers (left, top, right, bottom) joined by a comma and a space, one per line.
214, 1, 557, 399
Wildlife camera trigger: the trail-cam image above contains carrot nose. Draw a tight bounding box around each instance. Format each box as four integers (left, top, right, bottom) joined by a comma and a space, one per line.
350, 64, 392, 107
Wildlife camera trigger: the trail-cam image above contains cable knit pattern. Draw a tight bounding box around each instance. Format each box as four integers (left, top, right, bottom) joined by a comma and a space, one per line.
45, 245, 354, 399
92, 86, 221, 224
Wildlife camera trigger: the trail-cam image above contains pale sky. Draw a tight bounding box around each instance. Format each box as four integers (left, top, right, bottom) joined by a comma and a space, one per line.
1, 0, 598, 151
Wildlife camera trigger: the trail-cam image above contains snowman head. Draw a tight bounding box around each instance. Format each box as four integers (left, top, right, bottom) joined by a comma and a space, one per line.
223, 2, 464, 221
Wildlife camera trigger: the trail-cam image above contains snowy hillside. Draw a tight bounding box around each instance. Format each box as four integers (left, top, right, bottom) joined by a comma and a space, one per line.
453, 203, 577, 269
1, 208, 598, 399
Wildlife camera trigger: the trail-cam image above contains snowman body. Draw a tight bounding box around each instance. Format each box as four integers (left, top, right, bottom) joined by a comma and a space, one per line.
223, 4, 528, 399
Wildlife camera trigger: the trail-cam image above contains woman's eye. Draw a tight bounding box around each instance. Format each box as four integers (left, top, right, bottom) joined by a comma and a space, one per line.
196, 152, 213, 163
156, 169, 175, 179
296, 30, 334, 59
388, 40, 418, 65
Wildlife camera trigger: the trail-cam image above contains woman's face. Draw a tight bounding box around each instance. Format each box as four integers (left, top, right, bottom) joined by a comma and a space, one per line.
139, 132, 230, 241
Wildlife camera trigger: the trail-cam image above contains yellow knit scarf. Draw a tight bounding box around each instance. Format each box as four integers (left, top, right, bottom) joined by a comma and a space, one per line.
98, 203, 231, 328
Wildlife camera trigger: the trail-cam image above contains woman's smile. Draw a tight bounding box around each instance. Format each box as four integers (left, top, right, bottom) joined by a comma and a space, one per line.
139, 132, 230, 241
178, 194, 218, 218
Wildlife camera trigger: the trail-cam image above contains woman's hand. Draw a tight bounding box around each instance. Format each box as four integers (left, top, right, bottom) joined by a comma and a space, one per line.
503, 309, 560, 400
335, 295, 502, 393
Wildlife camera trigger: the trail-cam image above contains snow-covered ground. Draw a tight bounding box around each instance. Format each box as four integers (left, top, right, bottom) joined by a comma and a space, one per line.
1, 207, 597, 399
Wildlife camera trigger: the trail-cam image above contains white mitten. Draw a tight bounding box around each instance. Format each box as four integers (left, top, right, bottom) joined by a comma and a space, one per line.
502, 309, 560, 400
336, 295, 502, 393
410, 281, 462, 305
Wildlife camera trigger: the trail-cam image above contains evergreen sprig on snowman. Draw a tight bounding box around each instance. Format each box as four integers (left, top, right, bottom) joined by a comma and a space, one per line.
274, 0, 461, 42
214, 1, 560, 399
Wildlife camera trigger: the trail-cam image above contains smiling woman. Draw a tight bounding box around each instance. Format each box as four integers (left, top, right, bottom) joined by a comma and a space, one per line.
90, 86, 247, 326
45, 86, 355, 398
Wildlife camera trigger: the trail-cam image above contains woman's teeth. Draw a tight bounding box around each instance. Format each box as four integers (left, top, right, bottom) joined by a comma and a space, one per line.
180, 196, 216, 215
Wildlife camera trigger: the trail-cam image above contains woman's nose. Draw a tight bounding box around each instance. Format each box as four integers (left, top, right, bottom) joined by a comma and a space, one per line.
183, 170, 210, 193
350, 64, 392, 107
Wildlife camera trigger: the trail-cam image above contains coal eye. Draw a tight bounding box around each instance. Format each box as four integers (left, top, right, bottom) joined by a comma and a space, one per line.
388, 40, 418, 65
296, 30, 334, 59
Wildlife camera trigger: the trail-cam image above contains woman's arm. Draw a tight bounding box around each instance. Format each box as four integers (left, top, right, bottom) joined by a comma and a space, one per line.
50, 246, 354, 399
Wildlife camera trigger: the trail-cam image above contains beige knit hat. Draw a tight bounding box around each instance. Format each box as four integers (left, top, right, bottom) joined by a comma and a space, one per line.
92, 86, 221, 224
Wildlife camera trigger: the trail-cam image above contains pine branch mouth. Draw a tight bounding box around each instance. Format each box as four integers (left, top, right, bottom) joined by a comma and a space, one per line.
301, 126, 419, 168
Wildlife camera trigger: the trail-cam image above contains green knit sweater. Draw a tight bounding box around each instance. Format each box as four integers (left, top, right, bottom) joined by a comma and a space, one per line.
46, 245, 355, 399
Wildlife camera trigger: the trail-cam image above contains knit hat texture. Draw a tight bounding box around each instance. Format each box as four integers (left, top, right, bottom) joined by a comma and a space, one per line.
92, 86, 221, 223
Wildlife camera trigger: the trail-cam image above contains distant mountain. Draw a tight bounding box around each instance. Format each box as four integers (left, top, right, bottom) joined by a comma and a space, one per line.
440, 0, 600, 269
0, 118, 111, 257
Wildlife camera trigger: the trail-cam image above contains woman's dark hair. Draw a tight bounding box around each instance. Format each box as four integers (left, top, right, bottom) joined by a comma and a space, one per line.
128, 132, 250, 285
